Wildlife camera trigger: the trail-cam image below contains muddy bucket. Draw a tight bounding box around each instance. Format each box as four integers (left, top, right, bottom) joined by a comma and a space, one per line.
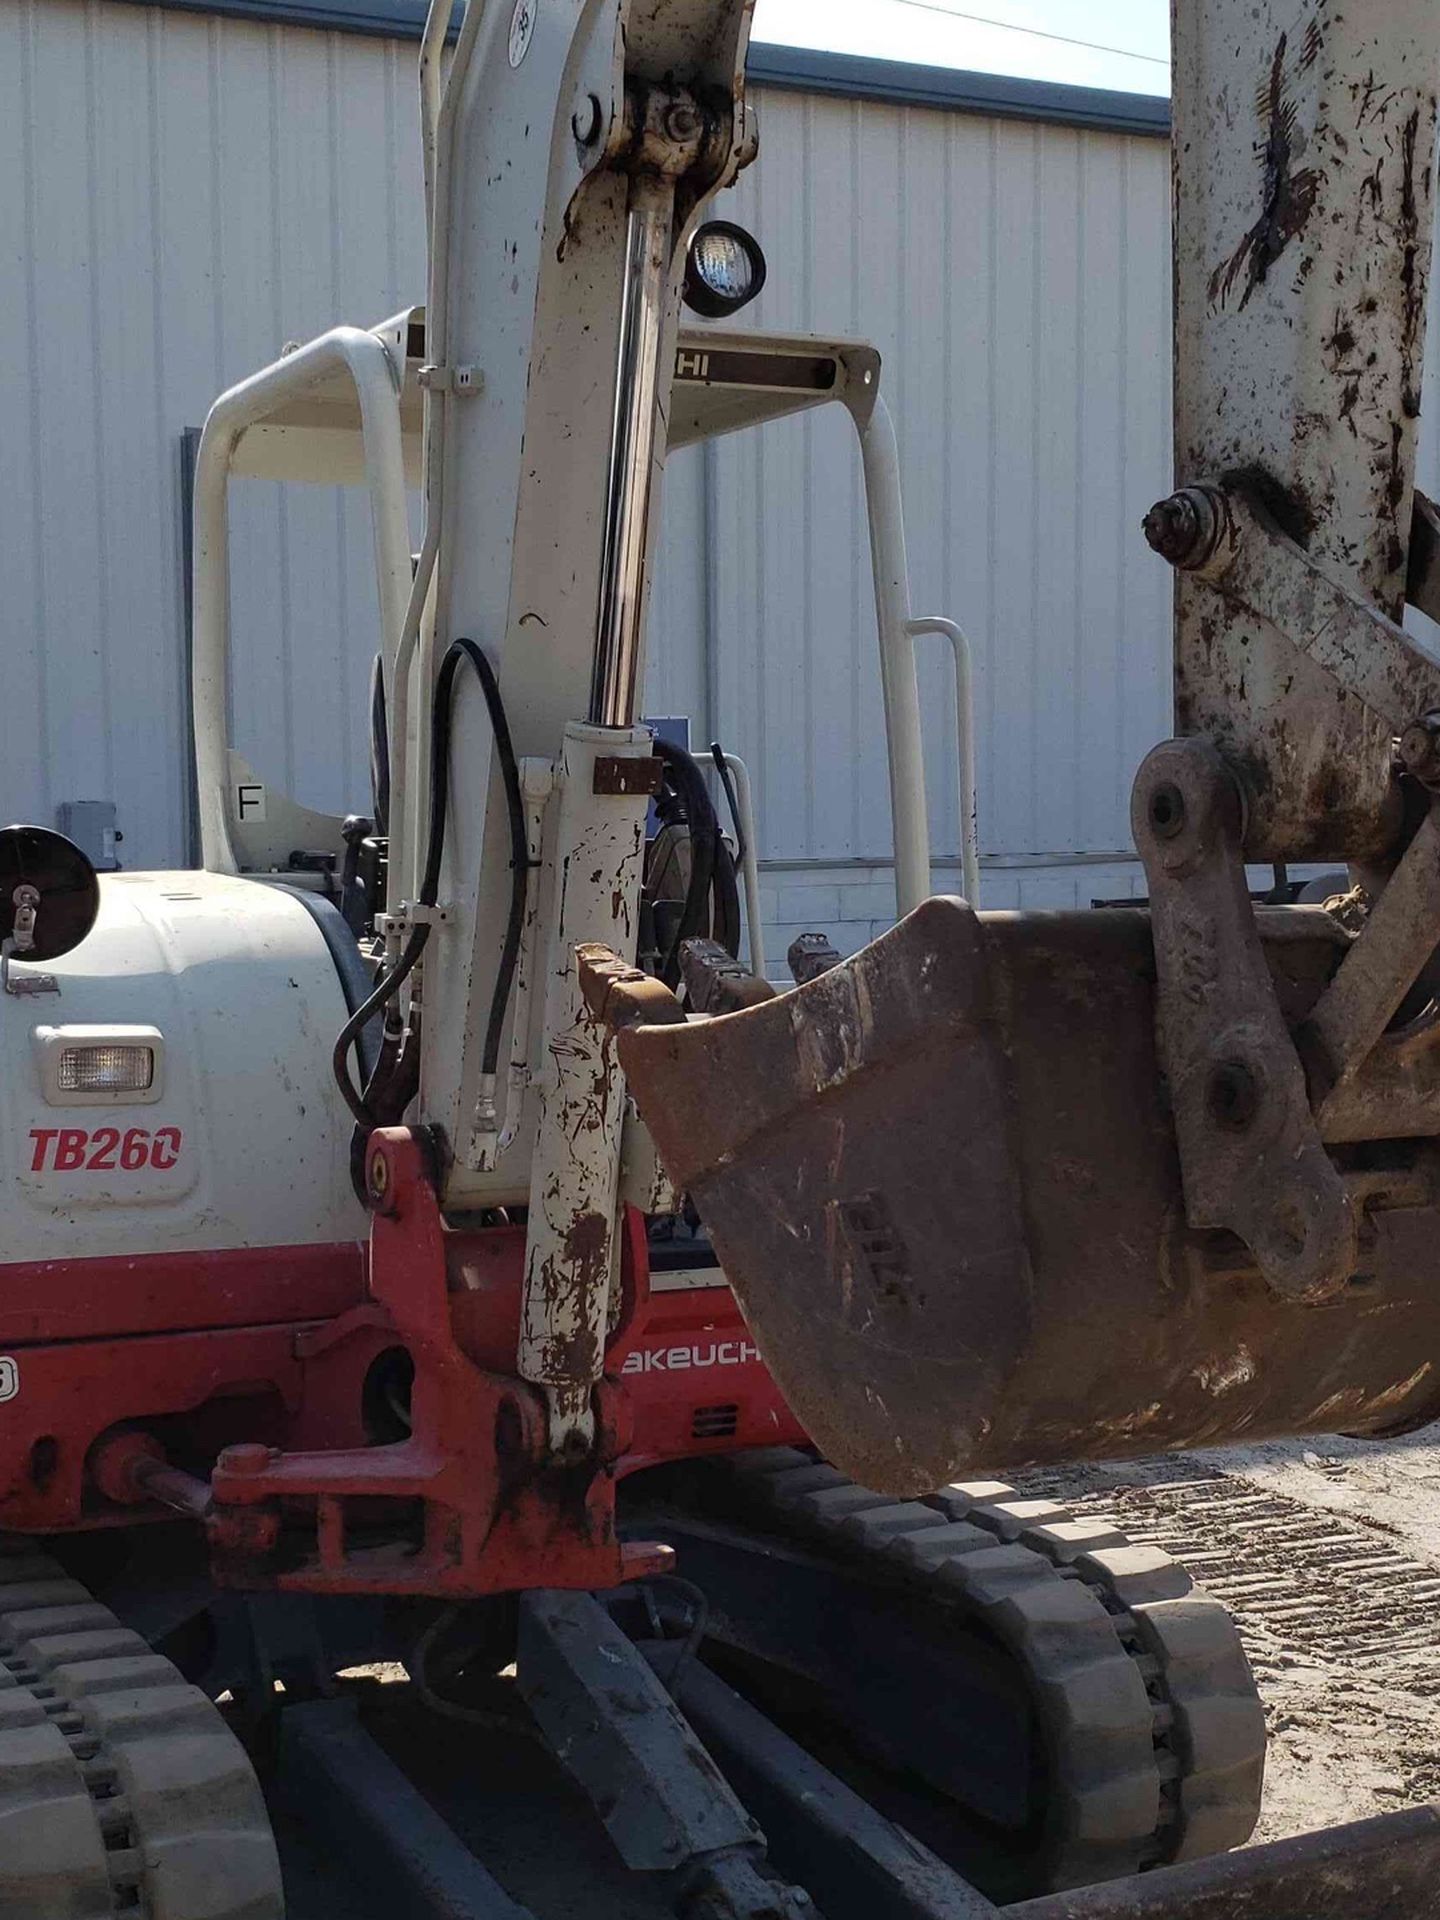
614, 898, 1440, 1496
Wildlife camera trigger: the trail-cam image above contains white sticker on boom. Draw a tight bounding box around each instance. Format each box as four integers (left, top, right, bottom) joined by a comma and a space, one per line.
0, 1359, 17, 1404
235, 782, 267, 824
508, 0, 535, 66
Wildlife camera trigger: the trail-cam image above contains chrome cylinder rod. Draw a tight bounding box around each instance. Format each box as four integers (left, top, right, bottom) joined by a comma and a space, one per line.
589, 179, 674, 729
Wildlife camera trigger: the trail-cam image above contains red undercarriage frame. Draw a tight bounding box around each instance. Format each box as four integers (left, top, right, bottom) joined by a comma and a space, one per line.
0, 1127, 805, 1596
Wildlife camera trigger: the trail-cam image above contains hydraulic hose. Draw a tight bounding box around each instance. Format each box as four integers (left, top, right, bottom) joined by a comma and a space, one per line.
369, 652, 391, 835
709, 742, 744, 863
652, 738, 741, 987
333, 638, 530, 1129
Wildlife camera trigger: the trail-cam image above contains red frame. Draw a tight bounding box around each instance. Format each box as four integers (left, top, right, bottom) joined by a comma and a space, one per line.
0, 1126, 804, 1596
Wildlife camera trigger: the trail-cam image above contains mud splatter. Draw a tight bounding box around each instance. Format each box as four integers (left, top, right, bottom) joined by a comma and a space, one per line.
1210, 35, 1324, 312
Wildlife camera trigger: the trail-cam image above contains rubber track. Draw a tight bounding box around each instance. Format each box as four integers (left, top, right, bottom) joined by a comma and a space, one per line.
0, 1538, 282, 1920
715, 1449, 1264, 1893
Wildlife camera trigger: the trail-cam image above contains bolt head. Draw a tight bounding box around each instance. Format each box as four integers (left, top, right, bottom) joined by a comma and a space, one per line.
1144, 493, 1204, 565
219, 1443, 275, 1479
571, 92, 603, 145
664, 103, 702, 142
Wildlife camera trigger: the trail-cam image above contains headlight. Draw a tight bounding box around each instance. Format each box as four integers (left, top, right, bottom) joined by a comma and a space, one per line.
33, 1024, 165, 1106
683, 222, 767, 320
58, 1044, 155, 1094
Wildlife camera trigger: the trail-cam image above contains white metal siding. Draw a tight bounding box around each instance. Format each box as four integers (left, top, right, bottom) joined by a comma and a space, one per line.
707, 92, 1174, 867
3, 0, 1436, 912
0, 0, 424, 867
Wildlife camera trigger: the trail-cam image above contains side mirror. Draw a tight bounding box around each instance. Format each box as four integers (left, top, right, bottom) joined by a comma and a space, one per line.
0, 825, 101, 965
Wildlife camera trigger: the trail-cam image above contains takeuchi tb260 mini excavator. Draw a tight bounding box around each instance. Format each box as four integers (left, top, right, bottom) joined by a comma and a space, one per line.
3, 0, 1440, 1914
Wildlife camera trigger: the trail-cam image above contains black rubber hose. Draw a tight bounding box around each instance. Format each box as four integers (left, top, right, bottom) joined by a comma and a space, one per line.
652, 738, 744, 976
332, 638, 530, 1129
643, 1575, 711, 1695
652, 738, 718, 987
668, 742, 740, 963
332, 926, 429, 1127
711, 834, 741, 958
709, 742, 744, 864
369, 653, 391, 836
706, 743, 744, 958
453, 641, 530, 1080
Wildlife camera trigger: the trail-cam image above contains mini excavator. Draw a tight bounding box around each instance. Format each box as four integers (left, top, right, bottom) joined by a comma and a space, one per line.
2, 1, 1439, 1915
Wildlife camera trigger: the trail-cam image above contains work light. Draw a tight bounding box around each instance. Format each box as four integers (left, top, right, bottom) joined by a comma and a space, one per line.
683, 223, 767, 319
34, 1023, 165, 1105
58, 1044, 155, 1094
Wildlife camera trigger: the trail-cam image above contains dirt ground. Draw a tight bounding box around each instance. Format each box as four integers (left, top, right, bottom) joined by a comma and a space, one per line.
1012, 1420, 1440, 1846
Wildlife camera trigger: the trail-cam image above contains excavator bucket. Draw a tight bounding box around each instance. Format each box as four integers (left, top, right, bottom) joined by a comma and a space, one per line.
630, 898, 1034, 1494
615, 898, 1440, 1497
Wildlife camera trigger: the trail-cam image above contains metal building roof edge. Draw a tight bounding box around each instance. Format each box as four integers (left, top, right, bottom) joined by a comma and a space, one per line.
116, 0, 1173, 139
748, 45, 1170, 137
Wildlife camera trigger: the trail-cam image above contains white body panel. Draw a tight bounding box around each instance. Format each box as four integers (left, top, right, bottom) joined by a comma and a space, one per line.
0, 873, 364, 1263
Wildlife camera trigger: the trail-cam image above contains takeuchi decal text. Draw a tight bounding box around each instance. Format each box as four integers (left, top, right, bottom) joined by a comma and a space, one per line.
622, 1338, 761, 1375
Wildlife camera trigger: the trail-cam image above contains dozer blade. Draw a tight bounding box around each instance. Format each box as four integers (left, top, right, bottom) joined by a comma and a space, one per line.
616, 898, 1440, 1497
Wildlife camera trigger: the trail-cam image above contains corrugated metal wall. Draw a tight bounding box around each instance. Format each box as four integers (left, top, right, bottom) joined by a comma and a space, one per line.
0, 0, 424, 867
704, 96, 1174, 870
0, 0, 1430, 913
